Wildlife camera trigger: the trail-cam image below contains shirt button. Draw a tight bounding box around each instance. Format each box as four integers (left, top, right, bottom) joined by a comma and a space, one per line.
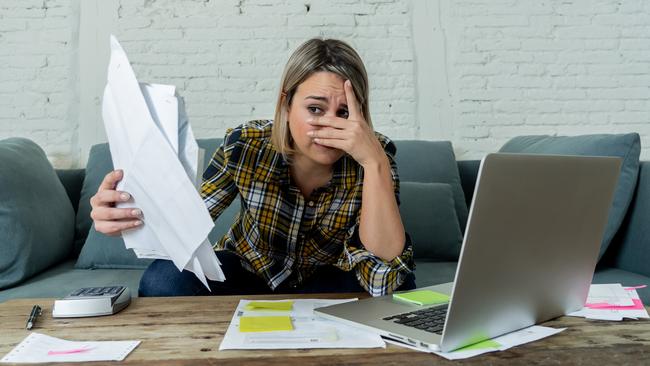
308, 201, 315, 207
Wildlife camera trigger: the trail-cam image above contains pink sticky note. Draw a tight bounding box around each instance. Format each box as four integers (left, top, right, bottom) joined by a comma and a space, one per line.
624, 285, 647, 291
47, 347, 93, 356
585, 299, 644, 310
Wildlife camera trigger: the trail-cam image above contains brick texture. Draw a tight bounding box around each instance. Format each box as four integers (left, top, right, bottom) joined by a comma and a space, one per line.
114, 0, 416, 147
449, 0, 650, 159
0, 0, 77, 167
2, 0, 649, 167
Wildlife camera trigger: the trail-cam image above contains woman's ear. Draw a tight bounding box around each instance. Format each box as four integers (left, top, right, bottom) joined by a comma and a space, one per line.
285, 98, 293, 116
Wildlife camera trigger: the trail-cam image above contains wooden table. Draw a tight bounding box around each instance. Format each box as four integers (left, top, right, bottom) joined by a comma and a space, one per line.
1, 294, 649, 365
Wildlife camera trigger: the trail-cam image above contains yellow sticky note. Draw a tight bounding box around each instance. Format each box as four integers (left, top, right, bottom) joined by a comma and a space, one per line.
239, 316, 294, 332
244, 301, 294, 311
457, 339, 501, 351
393, 290, 450, 306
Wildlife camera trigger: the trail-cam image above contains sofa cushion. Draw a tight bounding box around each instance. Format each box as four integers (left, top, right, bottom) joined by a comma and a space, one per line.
0, 260, 144, 302
400, 182, 463, 261
0, 138, 75, 289
76, 225, 154, 269
604, 162, 650, 278
411, 261, 458, 288
394, 141, 469, 233
500, 133, 641, 261
75, 139, 238, 269
74, 144, 111, 256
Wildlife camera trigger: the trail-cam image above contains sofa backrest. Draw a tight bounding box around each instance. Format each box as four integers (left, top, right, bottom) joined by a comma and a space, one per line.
56, 138, 647, 268
601, 161, 650, 277
456, 160, 481, 207
55, 169, 85, 214
61, 138, 473, 263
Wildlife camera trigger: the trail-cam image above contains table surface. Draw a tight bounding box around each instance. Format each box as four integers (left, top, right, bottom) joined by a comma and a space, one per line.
1, 294, 649, 366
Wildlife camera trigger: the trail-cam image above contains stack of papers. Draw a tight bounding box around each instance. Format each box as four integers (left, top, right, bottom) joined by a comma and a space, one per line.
568, 284, 648, 321
1, 333, 139, 363
219, 299, 385, 350
102, 35, 224, 289
220, 297, 568, 359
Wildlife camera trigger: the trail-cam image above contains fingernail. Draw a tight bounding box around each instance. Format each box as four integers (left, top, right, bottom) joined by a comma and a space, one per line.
307, 131, 314, 137
306, 117, 315, 123
133, 220, 142, 227
131, 209, 142, 217
120, 193, 130, 201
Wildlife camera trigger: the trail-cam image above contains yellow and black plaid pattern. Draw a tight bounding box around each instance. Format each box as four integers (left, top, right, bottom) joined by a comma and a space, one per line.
201, 120, 414, 296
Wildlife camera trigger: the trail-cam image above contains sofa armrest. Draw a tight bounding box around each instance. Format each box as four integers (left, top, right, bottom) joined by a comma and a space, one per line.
55, 169, 85, 214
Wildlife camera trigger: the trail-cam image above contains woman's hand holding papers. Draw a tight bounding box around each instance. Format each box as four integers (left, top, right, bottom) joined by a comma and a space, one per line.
90, 170, 143, 236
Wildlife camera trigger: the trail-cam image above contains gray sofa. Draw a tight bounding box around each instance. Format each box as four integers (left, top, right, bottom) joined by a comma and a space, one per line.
1, 136, 648, 303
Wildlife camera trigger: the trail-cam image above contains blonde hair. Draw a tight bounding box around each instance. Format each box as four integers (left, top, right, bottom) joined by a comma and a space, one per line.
272, 38, 372, 160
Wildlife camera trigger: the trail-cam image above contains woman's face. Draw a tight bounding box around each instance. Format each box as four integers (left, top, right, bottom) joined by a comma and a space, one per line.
287, 71, 351, 167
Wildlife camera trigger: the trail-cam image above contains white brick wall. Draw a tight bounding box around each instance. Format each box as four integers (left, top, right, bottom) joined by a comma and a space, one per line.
447, 0, 650, 159
113, 0, 416, 142
0, 0, 77, 167
2, 0, 650, 167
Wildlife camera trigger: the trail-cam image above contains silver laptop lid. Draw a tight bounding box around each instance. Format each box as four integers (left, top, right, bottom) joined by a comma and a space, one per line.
440, 153, 621, 352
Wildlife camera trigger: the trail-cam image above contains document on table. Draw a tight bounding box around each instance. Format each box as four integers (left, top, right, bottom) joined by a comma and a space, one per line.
384, 325, 566, 360
0, 333, 140, 363
219, 299, 386, 350
102, 35, 224, 289
568, 284, 648, 321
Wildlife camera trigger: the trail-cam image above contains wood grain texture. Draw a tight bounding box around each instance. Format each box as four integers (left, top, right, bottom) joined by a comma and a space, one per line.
1, 294, 649, 365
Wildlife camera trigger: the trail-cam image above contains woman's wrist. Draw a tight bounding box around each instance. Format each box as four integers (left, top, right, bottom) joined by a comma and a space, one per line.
360, 148, 390, 171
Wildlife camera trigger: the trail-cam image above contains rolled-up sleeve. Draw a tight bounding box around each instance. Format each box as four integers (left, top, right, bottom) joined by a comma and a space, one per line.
200, 129, 238, 221
335, 135, 414, 296
338, 227, 414, 296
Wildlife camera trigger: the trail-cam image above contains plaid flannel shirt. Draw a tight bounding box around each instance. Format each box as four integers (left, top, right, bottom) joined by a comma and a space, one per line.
200, 120, 414, 296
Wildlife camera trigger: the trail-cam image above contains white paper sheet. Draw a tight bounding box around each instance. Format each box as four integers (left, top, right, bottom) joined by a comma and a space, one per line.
584, 283, 634, 306
219, 299, 386, 350
1, 333, 140, 363
384, 325, 565, 360
434, 325, 566, 360
568, 284, 649, 321
102, 35, 224, 288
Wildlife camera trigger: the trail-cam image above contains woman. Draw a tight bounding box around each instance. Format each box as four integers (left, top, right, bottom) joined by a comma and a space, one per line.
90, 38, 415, 297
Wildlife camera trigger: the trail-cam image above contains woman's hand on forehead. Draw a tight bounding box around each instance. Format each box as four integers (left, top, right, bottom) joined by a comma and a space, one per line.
306, 80, 386, 168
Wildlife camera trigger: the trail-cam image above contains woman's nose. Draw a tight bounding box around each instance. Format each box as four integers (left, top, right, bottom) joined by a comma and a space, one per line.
324, 108, 338, 118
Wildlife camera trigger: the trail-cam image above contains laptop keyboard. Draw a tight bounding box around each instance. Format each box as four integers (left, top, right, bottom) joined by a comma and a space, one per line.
382, 305, 448, 335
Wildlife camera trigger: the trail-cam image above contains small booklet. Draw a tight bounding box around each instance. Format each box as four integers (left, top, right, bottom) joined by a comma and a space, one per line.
1, 333, 140, 363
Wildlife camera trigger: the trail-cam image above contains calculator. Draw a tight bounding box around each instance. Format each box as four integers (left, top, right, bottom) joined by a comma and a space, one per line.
52, 286, 131, 318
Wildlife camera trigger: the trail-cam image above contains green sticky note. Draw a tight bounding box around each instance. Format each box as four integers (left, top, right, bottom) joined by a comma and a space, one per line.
239, 316, 294, 332
457, 339, 501, 351
244, 301, 294, 311
392, 290, 450, 306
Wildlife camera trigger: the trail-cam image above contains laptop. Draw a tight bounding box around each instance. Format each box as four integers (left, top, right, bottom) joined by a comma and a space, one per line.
315, 153, 622, 352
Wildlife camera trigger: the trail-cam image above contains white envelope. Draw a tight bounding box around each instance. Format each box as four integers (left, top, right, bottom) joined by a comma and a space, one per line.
101, 35, 225, 289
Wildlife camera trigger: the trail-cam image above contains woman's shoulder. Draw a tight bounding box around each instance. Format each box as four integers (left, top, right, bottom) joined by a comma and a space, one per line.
223, 120, 274, 147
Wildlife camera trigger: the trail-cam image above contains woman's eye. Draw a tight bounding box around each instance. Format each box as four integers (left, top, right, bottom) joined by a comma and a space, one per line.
308, 106, 323, 114
338, 110, 349, 119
